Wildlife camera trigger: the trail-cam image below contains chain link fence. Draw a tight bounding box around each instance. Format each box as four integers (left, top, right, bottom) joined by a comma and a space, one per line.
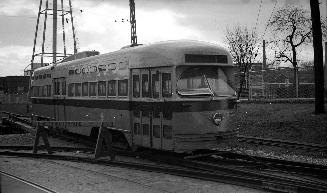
236, 64, 326, 100
248, 82, 315, 99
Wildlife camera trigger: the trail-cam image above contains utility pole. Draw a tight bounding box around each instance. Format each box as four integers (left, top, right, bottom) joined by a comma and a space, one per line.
129, 0, 137, 46
325, 1, 327, 102
310, 0, 325, 114
263, 40, 266, 69
262, 40, 266, 97
69, 0, 77, 54
53, 0, 57, 64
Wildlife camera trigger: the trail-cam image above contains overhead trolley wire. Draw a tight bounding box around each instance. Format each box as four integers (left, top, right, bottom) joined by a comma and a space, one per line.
254, 0, 263, 32
252, 1, 279, 62
261, 0, 278, 40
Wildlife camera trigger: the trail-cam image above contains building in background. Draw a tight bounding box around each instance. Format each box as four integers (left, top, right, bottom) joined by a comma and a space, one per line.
0, 76, 30, 104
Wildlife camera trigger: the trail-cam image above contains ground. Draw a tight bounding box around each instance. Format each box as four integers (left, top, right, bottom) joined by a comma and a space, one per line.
0, 156, 265, 193
237, 102, 327, 144
215, 102, 327, 165
1, 102, 327, 192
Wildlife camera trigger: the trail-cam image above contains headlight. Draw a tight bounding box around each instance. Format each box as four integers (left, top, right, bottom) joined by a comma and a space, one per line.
212, 113, 223, 126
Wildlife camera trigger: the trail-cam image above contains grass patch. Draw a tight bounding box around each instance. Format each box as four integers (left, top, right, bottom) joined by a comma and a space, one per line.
236, 103, 327, 145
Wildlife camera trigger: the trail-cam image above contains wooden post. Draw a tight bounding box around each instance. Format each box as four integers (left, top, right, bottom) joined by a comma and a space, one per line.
94, 122, 115, 161
32, 114, 52, 154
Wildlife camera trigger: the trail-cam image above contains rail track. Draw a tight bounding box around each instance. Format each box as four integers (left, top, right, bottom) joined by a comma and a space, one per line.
185, 150, 327, 179
237, 135, 327, 152
1, 149, 327, 193
2, 112, 327, 192
0, 170, 58, 193
1, 144, 326, 179
3, 111, 327, 153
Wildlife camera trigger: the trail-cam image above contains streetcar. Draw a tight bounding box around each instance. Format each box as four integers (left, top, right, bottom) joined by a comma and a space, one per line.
31, 40, 238, 153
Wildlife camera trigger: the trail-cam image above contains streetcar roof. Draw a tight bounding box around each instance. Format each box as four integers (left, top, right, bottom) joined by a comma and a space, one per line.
33, 40, 232, 76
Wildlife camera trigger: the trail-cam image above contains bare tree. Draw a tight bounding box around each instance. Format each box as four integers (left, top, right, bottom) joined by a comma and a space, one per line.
225, 25, 259, 99
268, 6, 313, 98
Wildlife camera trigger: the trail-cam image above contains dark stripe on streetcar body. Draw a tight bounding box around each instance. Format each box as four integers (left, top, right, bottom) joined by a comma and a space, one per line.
31, 98, 236, 112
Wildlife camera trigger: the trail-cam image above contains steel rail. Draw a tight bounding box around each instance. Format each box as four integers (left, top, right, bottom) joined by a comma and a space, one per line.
237, 135, 327, 152
187, 150, 327, 179
0, 145, 93, 153
3, 112, 327, 152
1, 150, 327, 192
137, 151, 327, 193
0, 151, 265, 191
0, 170, 58, 193
1, 144, 326, 179
0, 113, 327, 192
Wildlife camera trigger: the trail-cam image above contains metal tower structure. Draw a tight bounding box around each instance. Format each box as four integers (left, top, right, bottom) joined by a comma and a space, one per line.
129, 0, 137, 46
26, 0, 77, 75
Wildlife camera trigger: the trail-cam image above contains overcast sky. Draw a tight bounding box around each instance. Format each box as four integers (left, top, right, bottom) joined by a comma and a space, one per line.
0, 0, 325, 76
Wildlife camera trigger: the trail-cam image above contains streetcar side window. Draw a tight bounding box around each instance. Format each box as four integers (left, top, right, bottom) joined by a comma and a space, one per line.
152, 72, 160, 98
163, 125, 172, 139
98, 81, 106, 97
75, 83, 81, 97
153, 125, 160, 138
107, 80, 116, 97
68, 83, 74, 97
142, 124, 149, 136
54, 80, 60, 95
89, 82, 97, 97
32, 86, 35, 97
118, 79, 128, 96
134, 123, 140, 135
37, 86, 40, 97
133, 75, 140, 98
47, 85, 51, 96
40, 86, 44, 97
162, 73, 172, 98
82, 82, 89, 96
32, 86, 38, 97
142, 74, 150, 98
43, 85, 47, 97
62, 80, 66, 95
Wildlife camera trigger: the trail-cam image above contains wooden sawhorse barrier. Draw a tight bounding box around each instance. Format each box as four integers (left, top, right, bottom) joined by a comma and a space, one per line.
31, 115, 115, 160
94, 122, 115, 161
31, 114, 52, 154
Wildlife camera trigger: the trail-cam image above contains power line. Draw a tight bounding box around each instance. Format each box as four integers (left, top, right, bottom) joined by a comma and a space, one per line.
252, 1, 279, 63
261, 0, 278, 40
254, 0, 263, 32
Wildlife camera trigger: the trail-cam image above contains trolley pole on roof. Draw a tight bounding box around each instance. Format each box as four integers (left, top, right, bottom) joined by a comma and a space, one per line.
129, 0, 137, 46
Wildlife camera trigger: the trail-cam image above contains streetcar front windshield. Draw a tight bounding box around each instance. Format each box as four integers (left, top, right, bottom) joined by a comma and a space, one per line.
177, 66, 235, 97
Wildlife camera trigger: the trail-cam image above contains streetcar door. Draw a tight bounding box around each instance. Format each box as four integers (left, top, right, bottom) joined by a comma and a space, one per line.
132, 69, 142, 146
151, 69, 162, 150
161, 70, 173, 150
53, 77, 66, 122
140, 69, 151, 148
